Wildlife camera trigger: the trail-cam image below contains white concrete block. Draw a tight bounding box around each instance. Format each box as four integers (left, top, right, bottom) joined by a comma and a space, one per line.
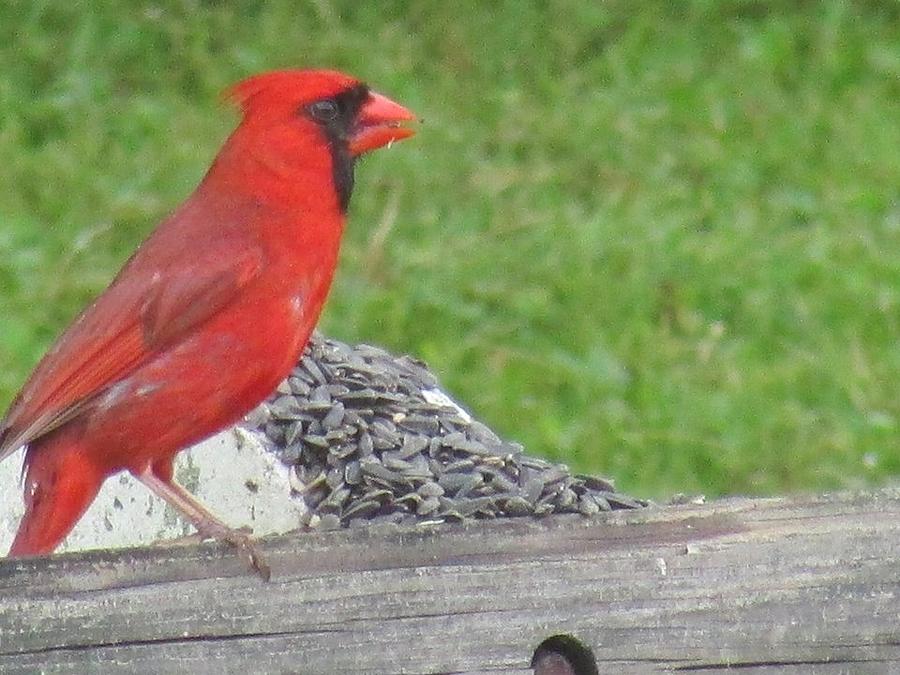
0, 427, 306, 554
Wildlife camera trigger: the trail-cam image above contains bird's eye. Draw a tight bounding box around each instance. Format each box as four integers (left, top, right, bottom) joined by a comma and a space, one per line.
307, 99, 340, 123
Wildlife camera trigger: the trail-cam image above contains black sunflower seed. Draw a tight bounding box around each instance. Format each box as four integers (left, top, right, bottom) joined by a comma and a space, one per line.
243, 333, 646, 529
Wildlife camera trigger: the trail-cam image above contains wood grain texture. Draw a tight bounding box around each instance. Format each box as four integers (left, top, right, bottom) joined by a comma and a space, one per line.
0, 488, 898, 674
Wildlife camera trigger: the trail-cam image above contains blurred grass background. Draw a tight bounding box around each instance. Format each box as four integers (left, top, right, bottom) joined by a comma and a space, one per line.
0, 0, 898, 500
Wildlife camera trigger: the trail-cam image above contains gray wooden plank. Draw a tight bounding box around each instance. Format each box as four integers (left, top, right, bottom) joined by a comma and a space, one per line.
0, 489, 898, 674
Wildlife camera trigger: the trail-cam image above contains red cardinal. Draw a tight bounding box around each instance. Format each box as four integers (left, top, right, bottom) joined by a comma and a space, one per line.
0, 69, 415, 576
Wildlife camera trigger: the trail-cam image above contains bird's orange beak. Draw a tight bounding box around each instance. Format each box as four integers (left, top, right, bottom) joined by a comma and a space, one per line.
349, 91, 416, 157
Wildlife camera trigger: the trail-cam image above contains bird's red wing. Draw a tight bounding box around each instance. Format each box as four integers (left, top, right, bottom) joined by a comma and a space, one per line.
0, 243, 264, 461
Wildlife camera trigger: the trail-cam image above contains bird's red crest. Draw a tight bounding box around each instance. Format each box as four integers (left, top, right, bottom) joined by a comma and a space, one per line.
226, 69, 361, 119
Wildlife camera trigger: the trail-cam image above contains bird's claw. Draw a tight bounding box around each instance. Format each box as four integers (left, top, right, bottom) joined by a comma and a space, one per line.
221, 529, 271, 582
190, 522, 271, 581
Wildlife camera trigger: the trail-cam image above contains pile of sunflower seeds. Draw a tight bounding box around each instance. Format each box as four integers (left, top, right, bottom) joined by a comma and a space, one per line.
243, 333, 647, 530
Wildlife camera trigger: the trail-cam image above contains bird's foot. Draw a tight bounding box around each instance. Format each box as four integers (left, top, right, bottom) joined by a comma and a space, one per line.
136, 469, 272, 581
194, 521, 271, 581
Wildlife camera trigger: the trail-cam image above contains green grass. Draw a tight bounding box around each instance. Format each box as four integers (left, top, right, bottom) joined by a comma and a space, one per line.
1, 0, 898, 500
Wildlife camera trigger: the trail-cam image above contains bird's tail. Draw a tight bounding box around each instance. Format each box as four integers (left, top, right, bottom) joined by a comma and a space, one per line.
8, 429, 105, 557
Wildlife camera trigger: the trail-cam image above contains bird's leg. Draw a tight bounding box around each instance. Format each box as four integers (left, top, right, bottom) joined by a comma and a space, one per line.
136, 467, 271, 581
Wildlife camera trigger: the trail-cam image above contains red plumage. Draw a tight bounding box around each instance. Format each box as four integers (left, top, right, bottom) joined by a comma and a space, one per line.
0, 69, 415, 574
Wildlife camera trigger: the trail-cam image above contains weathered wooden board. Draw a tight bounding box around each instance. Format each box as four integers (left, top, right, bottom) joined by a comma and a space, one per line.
0, 488, 898, 674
